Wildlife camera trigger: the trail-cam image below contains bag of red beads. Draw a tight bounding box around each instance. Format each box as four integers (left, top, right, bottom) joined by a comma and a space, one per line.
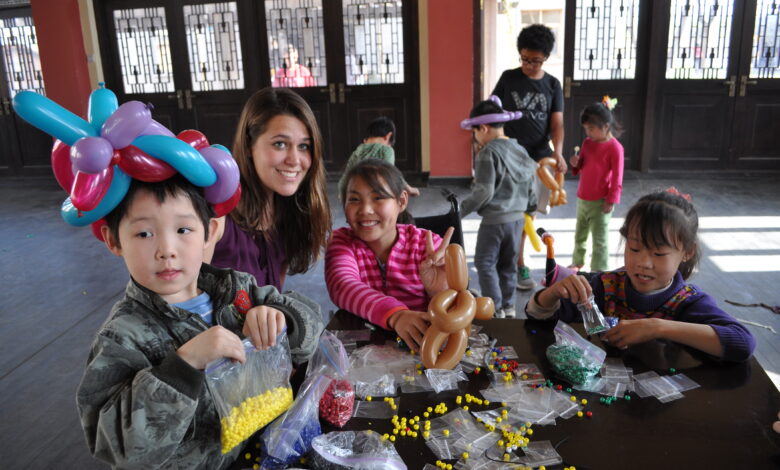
308, 330, 354, 427
320, 379, 354, 427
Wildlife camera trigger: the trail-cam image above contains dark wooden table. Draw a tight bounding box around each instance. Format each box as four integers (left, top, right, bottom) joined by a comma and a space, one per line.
325, 311, 780, 470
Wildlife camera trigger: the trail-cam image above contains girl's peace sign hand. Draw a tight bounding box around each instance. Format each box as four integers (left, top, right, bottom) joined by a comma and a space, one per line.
420, 226, 455, 297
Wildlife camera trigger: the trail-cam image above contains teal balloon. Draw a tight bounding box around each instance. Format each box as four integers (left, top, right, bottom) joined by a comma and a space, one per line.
61, 166, 131, 226
88, 85, 118, 132
12, 90, 97, 145
211, 143, 230, 153
133, 135, 216, 187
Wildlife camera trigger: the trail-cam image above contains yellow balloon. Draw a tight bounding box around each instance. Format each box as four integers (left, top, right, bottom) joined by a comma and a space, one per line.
524, 213, 542, 252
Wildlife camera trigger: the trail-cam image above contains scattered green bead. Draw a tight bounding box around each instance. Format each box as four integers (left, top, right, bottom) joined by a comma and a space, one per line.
624, 395, 631, 401
669, 368, 676, 373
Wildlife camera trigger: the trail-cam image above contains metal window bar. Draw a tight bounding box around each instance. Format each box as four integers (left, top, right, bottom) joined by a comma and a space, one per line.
343, 0, 404, 85
0, 15, 44, 96
751, 0, 780, 78
113, 7, 174, 94
183, 2, 244, 92
265, 0, 326, 88
666, 0, 734, 80
574, 0, 640, 81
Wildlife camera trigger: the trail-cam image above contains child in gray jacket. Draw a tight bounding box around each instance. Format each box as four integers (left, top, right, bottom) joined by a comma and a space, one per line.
460, 97, 538, 318
76, 175, 323, 469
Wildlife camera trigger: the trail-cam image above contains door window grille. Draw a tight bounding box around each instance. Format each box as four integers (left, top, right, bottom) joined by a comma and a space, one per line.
750, 0, 780, 78
666, 0, 734, 79
113, 7, 175, 93
265, 0, 326, 88
183, 2, 244, 92
0, 15, 44, 96
342, 0, 404, 85
573, 0, 640, 80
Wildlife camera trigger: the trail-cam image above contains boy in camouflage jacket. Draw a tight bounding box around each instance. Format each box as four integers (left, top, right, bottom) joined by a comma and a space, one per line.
76, 176, 324, 469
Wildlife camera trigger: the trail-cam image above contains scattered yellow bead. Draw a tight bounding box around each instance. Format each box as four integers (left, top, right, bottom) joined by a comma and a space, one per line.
245, 453, 251, 460
253, 465, 259, 470
446, 465, 452, 470
424, 411, 430, 418
463, 406, 469, 411
423, 431, 430, 438
484, 400, 490, 405
581, 399, 588, 405
527, 428, 533, 435
496, 416, 502, 423
443, 429, 450, 436
463, 452, 470, 459
577, 411, 584, 418
503, 453, 510, 461
366, 396, 372, 401
570, 396, 576, 402
390, 435, 396, 442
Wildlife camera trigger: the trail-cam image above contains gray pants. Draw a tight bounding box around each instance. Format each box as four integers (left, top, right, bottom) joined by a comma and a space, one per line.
474, 219, 523, 310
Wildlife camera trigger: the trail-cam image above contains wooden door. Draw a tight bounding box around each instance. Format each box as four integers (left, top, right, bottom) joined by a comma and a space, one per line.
258, 0, 420, 176
648, 0, 780, 171
0, 7, 52, 176
96, 0, 258, 149
562, 0, 649, 170
730, 0, 780, 169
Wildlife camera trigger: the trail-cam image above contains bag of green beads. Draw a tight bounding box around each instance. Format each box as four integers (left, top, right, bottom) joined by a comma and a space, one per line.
205, 330, 294, 454
545, 321, 606, 385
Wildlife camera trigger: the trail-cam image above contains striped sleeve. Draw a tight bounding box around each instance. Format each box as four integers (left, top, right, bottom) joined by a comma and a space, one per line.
325, 228, 408, 328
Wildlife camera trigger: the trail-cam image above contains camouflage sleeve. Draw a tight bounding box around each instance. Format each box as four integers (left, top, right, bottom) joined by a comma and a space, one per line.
76, 333, 202, 468
250, 284, 325, 365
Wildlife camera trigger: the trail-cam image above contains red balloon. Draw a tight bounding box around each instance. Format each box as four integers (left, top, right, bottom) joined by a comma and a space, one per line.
90, 218, 107, 242
213, 183, 241, 217
71, 165, 113, 212
177, 129, 210, 150
51, 139, 74, 192
118, 145, 176, 182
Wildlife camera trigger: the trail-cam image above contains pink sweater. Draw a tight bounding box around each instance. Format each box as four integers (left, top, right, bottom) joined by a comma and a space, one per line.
571, 137, 624, 204
325, 224, 442, 329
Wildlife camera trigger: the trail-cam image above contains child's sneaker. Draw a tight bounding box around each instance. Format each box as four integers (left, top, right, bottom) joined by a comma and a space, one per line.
502, 306, 516, 318
516, 266, 536, 290
494, 308, 506, 319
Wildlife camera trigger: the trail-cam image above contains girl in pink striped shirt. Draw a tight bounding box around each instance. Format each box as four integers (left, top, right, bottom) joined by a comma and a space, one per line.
569, 96, 624, 272
325, 160, 453, 351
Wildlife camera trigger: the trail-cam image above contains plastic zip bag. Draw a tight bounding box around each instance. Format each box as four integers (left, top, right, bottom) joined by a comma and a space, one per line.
205, 331, 293, 454
310, 430, 407, 470
545, 320, 606, 385
310, 331, 355, 427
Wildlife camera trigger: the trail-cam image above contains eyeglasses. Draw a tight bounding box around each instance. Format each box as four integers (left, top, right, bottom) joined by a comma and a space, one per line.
520, 56, 546, 66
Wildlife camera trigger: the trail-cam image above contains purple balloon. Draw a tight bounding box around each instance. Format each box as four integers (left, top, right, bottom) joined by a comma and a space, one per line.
200, 146, 240, 204
70, 137, 114, 174
141, 119, 175, 137
101, 101, 152, 149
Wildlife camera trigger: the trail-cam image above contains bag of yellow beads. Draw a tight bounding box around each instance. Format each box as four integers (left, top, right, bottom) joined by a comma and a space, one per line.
205, 330, 294, 454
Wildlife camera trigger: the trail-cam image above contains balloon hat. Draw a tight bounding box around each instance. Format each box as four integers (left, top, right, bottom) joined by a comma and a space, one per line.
459, 95, 523, 129
12, 83, 241, 241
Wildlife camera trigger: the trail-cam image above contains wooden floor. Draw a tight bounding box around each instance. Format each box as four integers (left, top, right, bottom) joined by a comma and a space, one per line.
1, 172, 778, 468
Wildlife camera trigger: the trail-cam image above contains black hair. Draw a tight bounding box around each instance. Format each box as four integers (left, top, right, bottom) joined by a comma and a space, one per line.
516, 24, 555, 57
366, 116, 396, 146
104, 175, 215, 247
469, 100, 505, 129
341, 159, 413, 224
619, 190, 701, 279
581, 101, 624, 138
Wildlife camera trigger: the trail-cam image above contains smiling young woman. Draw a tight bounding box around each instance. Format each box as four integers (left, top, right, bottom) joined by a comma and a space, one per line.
206, 87, 331, 290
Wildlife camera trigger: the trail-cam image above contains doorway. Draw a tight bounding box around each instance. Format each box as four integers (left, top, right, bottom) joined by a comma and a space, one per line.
94, 0, 420, 177
0, 6, 52, 176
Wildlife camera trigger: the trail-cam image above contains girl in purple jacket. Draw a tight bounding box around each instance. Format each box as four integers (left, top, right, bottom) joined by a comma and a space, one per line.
526, 189, 755, 362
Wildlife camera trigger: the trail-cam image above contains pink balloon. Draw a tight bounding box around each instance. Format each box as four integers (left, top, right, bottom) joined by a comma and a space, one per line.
213, 184, 241, 217
201, 146, 240, 203
141, 119, 175, 137
177, 129, 210, 150
101, 101, 151, 149
70, 166, 113, 212
118, 145, 176, 182
51, 139, 74, 191
70, 136, 114, 174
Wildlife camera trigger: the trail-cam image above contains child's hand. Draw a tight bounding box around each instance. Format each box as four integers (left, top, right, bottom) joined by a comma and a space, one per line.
552, 152, 568, 173
773, 411, 780, 434
177, 326, 246, 370
420, 227, 455, 296
602, 201, 614, 213
388, 309, 431, 352
547, 274, 592, 305
569, 154, 580, 169
601, 318, 662, 349
243, 306, 286, 350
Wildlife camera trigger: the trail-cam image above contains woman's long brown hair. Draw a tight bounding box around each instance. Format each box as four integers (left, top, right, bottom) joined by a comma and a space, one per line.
230, 87, 331, 274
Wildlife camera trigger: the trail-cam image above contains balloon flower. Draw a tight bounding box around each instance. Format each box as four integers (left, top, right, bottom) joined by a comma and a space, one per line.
12, 83, 240, 240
